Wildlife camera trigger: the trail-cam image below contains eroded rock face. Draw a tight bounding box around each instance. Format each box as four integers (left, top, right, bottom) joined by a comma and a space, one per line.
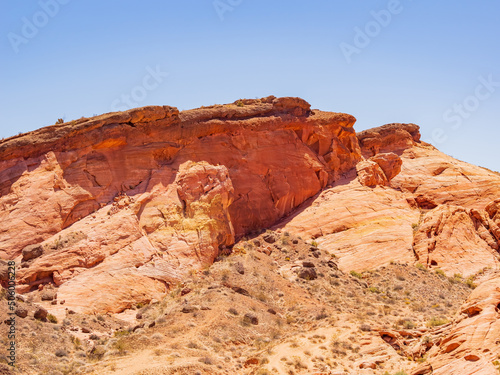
357, 123, 421, 157
413, 205, 500, 276
2, 98, 500, 317
280, 121, 500, 274
486, 199, 500, 224
279, 179, 420, 272
370, 152, 403, 181
0, 97, 362, 313
356, 160, 388, 187
427, 272, 500, 375
393, 146, 500, 211
356, 152, 403, 187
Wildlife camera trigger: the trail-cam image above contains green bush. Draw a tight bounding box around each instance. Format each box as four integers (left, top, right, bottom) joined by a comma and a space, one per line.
427, 317, 448, 327
114, 330, 130, 337
402, 320, 415, 329
415, 262, 427, 271
465, 276, 477, 289
88, 345, 107, 361
435, 269, 445, 277
350, 270, 363, 279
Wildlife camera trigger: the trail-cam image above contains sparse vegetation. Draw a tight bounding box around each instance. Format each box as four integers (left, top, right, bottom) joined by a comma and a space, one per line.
47, 313, 58, 324
415, 262, 427, 271
435, 269, 446, 277
0, 229, 477, 374
427, 317, 449, 327
465, 275, 477, 289
88, 345, 107, 361
350, 270, 363, 279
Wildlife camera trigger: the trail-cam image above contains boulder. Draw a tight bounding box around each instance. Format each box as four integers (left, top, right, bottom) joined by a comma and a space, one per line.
34, 306, 48, 321
21, 244, 43, 262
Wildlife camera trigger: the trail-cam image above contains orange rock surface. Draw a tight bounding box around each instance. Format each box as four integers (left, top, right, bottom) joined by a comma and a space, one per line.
413, 205, 500, 276
427, 272, 500, 375
1, 99, 499, 316
280, 122, 500, 276
0, 97, 362, 313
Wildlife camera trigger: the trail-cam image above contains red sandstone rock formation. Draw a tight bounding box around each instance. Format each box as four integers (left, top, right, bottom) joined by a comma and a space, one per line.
413, 205, 500, 276
0, 97, 362, 313
1, 99, 499, 317
421, 272, 500, 375
279, 122, 500, 276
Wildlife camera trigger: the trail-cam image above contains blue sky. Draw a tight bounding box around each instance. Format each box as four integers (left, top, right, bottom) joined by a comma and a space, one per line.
1, 0, 499, 171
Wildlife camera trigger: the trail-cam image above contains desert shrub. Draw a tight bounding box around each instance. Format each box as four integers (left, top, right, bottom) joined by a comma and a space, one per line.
114, 330, 130, 337
55, 349, 68, 357
315, 310, 328, 320
71, 335, 82, 349
88, 345, 107, 361
465, 276, 477, 289
114, 338, 129, 355
350, 271, 363, 279
427, 317, 448, 327
368, 286, 381, 294
415, 262, 427, 271
360, 324, 371, 332
402, 320, 415, 329
198, 357, 213, 365
435, 269, 445, 277
187, 342, 198, 349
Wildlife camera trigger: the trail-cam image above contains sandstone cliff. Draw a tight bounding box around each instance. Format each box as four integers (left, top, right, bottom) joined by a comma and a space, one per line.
0, 96, 362, 313
1, 96, 499, 374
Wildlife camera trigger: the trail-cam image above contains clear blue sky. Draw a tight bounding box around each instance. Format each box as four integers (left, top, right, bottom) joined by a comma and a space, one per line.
1, 1, 499, 171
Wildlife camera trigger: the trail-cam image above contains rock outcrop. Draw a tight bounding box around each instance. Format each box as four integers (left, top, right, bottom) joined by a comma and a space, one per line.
1, 97, 500, 374
0, 96, 362, 313
357, 122, 421, 157
279, 178, 420, 272
1, 100, 499, 316
413, 205, 500, 276
356, 152, 402, 187
427, 272, 500, 375
279, 122, 500, 274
